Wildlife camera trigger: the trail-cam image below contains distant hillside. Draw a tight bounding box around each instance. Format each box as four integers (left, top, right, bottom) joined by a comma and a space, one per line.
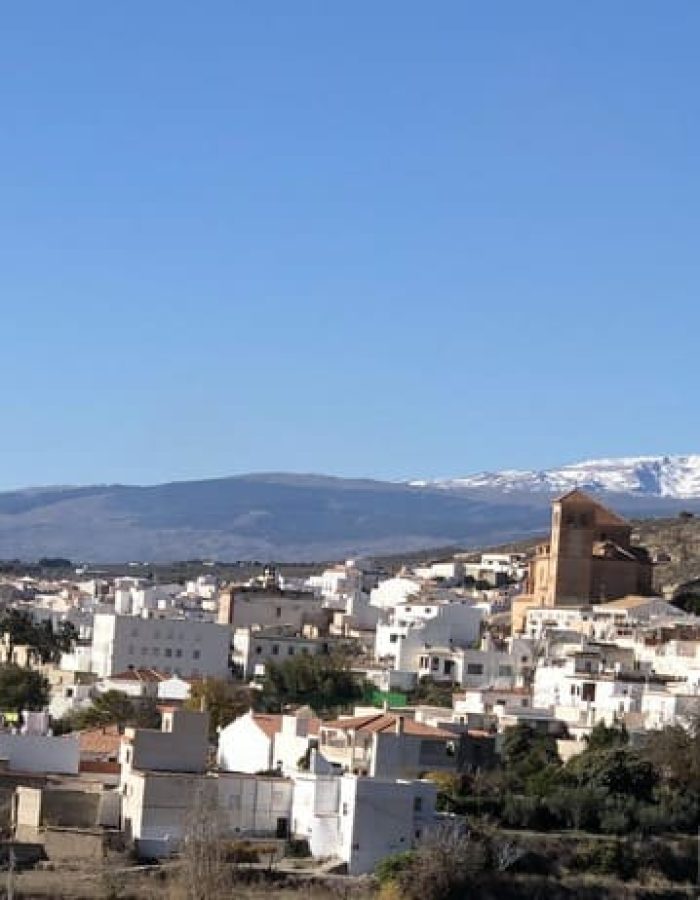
422, 513, 700, 597
1, 472, 700, 563
632, 515, 700, 595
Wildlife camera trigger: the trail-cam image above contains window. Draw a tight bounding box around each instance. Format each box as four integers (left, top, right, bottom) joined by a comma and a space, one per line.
276, 607, 282, 618
192, 649, 201, 660
413, 797, 422, 812
389, 634, 398, 644
165, 648, 172, 658
582, 683, 596, 702
175, 649, 183, 658
467, 663, 484, 675
498, 665, 513, 677
255, 646, 263, 655
288, 647, 295, 656
342, 803, 348, 816
272, 645, 279, 656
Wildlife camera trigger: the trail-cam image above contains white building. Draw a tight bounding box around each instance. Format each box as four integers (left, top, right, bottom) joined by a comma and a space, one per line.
217, 588, 323, 631
370, 577, 422, 610
375, 600, 483, 671
0, 732, 79, 775
232, 627, 351, 679
91, 612, 231, 678
123, 710, 437, 872
218, 711, 282, 774
292, 767, 437, 874
412, 561, 464, 584
218, 710, 321, 776
525, 597, 689, 642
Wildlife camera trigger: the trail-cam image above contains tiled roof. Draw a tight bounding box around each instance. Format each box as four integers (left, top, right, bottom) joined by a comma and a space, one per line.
78, 724, 122, 758
251, 714, 283, 739
321, 713, 455, 740
108, 668, 167, 683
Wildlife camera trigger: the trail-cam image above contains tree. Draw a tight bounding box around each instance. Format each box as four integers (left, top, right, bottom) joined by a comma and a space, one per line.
67, 691, 161, 731
170, 783, 231, 900
501, 723, 560, 789
185, 679, 252, 737
0, 610, 77, 664
0, 664, 49, 712
378, 823, 486, 900
585, 721, 629, 753
566, 747, 658, 802
258, 651, 364, 715
410, 677, 454, 708
642, 719, 700, 794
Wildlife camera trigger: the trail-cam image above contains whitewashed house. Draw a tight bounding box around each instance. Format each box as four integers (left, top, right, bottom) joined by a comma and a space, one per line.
292, 764, 437, 874
90, 612, 231, 678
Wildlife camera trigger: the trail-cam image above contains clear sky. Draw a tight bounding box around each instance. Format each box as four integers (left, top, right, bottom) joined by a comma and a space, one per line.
1, 3, 698, 489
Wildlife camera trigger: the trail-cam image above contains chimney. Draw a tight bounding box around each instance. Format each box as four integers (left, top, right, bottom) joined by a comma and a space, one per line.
395, 715, 404, 736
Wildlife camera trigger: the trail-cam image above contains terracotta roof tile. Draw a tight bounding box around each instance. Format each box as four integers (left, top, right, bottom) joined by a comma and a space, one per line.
78, 725, 122, 758
321, 713, 455, 740
108, 668, 167, 683
252, 714, 283, 739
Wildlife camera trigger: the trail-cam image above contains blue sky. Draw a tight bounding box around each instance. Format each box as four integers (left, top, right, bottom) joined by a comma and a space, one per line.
1, 3, 698, 488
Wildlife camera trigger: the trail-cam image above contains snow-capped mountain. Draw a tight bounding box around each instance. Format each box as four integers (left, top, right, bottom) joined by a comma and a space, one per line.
411, 455, 700, 500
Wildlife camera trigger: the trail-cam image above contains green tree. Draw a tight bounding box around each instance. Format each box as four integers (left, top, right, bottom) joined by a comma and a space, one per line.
69, 691, 161, 730
585, 720, 628, 753
502, 723, 560, 789
185, 679, 252, 737
566, 747, 658, 802
410, 677, 454, 708
0, 610, 77, 664
0, 664, 49, 712
642, 718, 700, 793
258, 651, 364, 715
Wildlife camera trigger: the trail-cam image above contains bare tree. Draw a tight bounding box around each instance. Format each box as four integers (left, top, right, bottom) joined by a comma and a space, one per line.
170, 781, 231, 900
395, 823, 486, 900
491, 837, 525, 872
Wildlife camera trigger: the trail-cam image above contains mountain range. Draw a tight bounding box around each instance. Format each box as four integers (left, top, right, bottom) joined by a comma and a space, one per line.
411, 455, 700, 499
0, 456, 699, 563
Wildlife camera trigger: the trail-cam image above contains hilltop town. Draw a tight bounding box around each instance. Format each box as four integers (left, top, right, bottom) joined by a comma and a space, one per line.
0, 490, 697, 898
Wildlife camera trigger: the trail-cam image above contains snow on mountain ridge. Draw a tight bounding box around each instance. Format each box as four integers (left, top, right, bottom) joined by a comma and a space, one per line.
411, 455, 700, 499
